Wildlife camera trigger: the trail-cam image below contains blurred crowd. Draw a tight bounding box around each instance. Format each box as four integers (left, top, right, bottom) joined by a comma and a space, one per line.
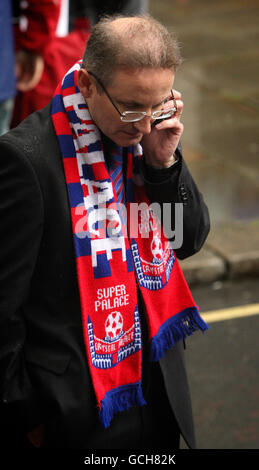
0, 0, 149, 136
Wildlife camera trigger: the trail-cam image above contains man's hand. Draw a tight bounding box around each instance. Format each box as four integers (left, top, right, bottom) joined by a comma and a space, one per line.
141, 90, 184, 168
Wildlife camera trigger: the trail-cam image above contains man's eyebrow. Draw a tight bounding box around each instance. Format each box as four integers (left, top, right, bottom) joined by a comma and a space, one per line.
117, 98, 166, 108
117, 99, 146, 107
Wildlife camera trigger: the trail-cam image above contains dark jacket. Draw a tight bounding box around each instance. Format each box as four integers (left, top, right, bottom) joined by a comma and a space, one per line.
0, 104, 210, 448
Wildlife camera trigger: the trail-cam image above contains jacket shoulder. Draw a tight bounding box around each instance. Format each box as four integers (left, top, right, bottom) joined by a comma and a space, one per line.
0, 103, 63, 193
0, 103, 59, 168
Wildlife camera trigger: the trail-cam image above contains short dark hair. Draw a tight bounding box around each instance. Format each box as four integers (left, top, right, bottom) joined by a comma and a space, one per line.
82, 14, 182, 87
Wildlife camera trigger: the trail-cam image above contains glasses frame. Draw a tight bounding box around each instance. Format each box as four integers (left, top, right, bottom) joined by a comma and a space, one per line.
87, 71, 177, 123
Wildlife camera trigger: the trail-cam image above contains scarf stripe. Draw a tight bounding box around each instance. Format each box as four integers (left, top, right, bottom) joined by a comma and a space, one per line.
109, 147, 125, 205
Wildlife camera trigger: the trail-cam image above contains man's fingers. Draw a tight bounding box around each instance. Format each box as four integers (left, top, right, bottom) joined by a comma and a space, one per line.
175, 99, 184, 117
172, 89, 181, 100
154, 116, 184, 135
164, 99, 184, 117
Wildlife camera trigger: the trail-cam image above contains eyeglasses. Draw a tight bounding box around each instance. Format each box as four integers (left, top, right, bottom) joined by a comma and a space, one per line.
88, 71, 177, 123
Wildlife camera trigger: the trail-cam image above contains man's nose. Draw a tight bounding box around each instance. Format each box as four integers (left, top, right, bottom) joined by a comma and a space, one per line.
133, 116, 152, 135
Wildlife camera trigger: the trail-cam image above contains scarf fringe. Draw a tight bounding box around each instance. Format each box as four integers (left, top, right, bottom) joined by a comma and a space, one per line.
150, 307, 209, 362
99, 382, 147, 428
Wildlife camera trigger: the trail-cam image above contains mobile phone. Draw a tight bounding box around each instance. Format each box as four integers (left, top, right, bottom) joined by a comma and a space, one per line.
151, 115, 171, 129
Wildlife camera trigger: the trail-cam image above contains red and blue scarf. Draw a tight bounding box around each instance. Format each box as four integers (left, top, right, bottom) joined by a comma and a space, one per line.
51, 62, 208, 428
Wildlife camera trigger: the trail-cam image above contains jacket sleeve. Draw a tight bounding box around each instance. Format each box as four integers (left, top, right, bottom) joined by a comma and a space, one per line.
0, 136, 44, 431
140, 146, 210, 260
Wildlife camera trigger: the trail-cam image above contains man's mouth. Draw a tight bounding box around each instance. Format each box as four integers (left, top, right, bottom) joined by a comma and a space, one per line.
123, 130, 142, 138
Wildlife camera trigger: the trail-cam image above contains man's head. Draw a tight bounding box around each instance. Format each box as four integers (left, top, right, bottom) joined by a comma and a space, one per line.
77, 15, 182, 146
82, 14, 182, 87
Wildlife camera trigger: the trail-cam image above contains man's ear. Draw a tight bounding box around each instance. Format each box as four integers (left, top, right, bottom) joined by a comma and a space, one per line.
77, 68, 95, 99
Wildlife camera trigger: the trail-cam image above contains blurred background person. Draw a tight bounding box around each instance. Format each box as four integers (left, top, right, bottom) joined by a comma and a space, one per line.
13, 0, 62, 94
11, 0, 90, 128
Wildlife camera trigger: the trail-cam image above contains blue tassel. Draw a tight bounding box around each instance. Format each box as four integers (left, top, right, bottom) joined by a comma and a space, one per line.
150, 307, 209, 362
99, 382, 147, 428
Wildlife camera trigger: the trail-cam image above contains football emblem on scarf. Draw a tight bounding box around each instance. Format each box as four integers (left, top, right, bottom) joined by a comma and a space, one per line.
105, 311, 124, 341
151, 236, 163, 262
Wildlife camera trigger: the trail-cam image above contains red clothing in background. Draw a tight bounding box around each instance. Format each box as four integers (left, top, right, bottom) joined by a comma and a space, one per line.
11, 1, 90, 127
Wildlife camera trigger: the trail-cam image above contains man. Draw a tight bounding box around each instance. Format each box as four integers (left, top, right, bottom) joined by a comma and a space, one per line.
0, 15, 210, 449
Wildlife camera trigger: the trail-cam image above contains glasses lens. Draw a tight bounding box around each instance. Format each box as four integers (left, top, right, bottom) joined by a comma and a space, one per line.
152, 108, 176, 119
121, 112, 144, 122
121, 107, 177, 123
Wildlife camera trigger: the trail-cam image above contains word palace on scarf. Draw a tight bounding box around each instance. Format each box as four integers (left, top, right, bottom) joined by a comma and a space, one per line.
76, 178, 128, 269
95, 285, 129, 312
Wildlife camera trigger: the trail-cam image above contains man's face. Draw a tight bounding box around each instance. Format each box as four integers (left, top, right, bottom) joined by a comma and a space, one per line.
83, 67, 175, 147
